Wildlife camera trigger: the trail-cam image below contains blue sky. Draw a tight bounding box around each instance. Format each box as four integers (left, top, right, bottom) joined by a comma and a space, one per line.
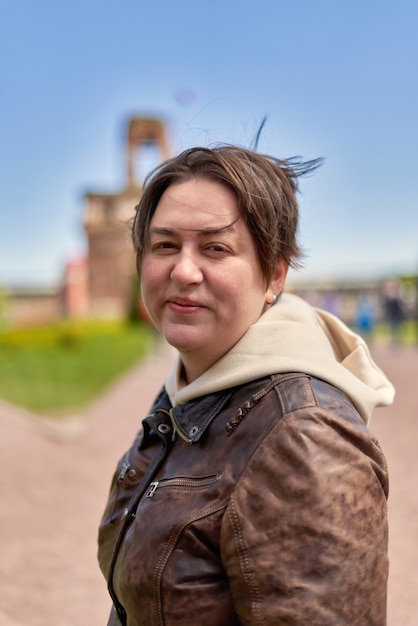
0, 0, 417, 287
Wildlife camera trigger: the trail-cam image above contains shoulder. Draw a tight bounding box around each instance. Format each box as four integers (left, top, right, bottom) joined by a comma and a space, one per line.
272, 373, 367, 432
227, 373, 387, 492
227, 372, 366, 437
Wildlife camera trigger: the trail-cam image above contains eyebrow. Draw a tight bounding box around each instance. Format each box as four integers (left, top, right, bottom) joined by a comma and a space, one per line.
149, 222, 238, 237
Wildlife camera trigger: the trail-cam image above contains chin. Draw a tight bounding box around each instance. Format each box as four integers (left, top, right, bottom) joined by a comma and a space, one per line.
163, 330, 204, 353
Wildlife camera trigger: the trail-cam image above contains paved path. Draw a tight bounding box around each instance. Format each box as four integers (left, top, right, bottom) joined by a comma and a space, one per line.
0, 341, 417, 625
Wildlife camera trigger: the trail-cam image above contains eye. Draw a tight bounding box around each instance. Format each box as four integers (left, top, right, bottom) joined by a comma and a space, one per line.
205, 243, 230, 254
152, 241, 178, 253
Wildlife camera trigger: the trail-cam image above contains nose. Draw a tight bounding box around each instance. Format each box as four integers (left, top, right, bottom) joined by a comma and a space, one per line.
170, 251, 204, 286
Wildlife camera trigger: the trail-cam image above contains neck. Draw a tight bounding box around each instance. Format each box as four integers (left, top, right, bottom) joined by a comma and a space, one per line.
179, 350, 221, 384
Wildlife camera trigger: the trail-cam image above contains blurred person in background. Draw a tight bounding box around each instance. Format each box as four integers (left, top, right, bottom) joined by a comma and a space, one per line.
356, 291, 377, 341
98, 142, 395, 626
382, 278, 405, 345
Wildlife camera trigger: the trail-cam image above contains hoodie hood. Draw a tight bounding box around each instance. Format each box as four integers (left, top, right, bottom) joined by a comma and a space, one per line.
165, 293, 395, 424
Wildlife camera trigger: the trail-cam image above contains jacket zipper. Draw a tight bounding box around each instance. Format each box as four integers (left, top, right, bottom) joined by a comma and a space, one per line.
110, 452, 132, 524
146, 473, 222, 498
168, 408, 193, 443
107, 433, 171, 625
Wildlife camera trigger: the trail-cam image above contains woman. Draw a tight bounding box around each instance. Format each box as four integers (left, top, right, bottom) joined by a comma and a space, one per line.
98, 145, 394, 625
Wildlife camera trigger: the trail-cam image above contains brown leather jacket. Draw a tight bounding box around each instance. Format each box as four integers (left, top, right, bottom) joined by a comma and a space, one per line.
98, 373, 389, 626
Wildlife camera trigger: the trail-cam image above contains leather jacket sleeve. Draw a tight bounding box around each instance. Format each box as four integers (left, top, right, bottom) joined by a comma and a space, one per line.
220, 404, 389, 626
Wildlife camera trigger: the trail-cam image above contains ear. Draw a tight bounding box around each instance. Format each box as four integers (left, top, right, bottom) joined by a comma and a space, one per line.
265, 260, 289, 305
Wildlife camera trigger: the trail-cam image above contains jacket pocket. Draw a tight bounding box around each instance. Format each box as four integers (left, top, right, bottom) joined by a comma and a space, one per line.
146, 473, 222, 498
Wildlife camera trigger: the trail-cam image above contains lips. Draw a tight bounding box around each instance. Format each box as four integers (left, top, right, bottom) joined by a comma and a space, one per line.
167, 297, 206, 314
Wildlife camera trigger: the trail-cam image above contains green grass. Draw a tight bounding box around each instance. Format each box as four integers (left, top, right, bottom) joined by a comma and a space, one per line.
0, 320, 156, 416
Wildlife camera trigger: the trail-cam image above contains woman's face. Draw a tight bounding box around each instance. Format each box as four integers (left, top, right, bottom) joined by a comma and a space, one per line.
140, 178, 287, 381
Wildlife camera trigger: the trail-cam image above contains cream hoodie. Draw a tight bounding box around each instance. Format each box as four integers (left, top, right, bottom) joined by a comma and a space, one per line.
165, 293, 395, 425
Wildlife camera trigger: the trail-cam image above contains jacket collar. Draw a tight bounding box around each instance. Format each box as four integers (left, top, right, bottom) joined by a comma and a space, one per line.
143, 387, 234, 445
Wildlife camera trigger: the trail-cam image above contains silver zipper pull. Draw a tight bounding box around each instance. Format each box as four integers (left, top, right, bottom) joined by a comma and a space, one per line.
117, 461, 131, 483
146, 481, 159, 498
110, 460, 132, 523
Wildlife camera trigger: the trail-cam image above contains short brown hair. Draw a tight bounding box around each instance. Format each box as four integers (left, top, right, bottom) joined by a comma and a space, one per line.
132, 145, 322, 284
